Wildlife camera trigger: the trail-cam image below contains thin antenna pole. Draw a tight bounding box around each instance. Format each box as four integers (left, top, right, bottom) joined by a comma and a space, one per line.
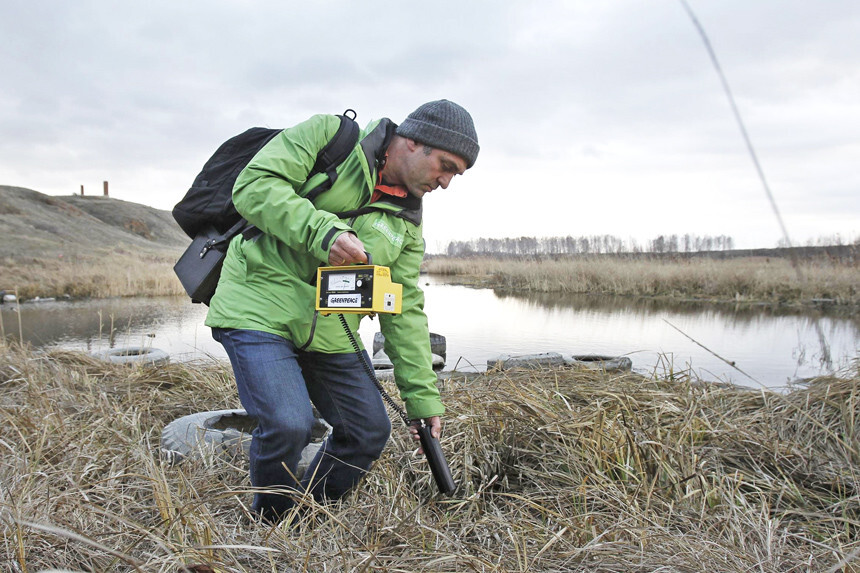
679, 1, 836, 380
678, 0, 794, 249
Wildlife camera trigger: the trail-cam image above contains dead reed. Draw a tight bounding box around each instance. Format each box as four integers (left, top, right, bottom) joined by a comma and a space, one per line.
424, 255, 860, 305
1, 250, 185, 300
1, 342, 857, 571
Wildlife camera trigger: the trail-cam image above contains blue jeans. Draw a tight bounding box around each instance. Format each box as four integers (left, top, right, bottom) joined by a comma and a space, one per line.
211, 328, 391, 520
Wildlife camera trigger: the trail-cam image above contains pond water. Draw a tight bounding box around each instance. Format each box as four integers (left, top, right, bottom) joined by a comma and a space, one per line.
2, 276, 857, 390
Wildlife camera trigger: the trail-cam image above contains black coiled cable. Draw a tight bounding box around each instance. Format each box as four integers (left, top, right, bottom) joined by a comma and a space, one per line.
338, 313, 410, 427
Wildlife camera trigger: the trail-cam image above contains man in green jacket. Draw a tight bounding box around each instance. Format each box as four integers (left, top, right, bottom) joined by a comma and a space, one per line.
205, 100, 479, 522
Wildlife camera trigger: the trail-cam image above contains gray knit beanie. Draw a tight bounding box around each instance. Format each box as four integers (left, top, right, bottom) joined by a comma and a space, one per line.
396, 100, 479, 168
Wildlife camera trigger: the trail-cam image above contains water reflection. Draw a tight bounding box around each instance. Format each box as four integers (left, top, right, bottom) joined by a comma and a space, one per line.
2, 279, 857, 390
418, 277, 858, 388
0, 297, 221, 359
496, 288, 860, 328
488, 289, 856, 375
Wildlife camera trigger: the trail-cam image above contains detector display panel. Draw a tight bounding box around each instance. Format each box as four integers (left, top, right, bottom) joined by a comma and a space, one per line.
327, 273, 356, 291
315, 264, 402, 315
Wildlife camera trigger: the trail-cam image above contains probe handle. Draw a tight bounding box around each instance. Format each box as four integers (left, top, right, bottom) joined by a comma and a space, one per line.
417, 424, 457, 496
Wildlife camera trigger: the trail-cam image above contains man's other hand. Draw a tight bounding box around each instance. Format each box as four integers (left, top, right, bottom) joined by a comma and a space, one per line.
409, 416, 442, 454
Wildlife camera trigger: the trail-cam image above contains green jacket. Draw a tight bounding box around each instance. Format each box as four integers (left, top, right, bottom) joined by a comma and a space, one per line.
205, 113, 443, 420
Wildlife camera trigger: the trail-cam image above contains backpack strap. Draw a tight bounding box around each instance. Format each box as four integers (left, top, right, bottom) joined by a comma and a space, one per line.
336, 193, 423, 226
336, 206, 377, 220
199, 217, 253, 257
304, 110, 361, 203
241, 111, 361, 241
240, 221, 262, 241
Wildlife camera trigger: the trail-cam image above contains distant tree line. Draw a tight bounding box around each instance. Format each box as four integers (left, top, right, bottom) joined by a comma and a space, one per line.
776, 234, 858, 248
444, 234, 735, 257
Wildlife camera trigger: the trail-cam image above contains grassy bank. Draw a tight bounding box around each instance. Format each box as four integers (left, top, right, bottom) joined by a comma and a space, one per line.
1, 250, 185, 299
1, 342, 857, 571
424, 255, 860, 306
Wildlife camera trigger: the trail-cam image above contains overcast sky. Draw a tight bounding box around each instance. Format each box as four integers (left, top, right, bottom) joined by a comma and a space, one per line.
1, 0, 858, 252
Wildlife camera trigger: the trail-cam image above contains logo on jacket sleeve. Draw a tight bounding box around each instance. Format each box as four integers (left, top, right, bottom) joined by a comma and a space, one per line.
372, 220, 405, 248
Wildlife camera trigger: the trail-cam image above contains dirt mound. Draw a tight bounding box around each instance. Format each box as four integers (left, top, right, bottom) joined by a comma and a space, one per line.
0, 185, 186, 259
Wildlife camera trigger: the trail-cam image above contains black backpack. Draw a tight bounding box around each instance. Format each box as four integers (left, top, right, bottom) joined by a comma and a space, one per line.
172, 110, 360, 304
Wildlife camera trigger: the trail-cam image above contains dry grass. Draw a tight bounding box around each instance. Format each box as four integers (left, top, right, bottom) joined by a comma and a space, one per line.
1, 250, 185, 300
5, 249, 857, 307
424, 255, 860, 305
1, 342, 858, 571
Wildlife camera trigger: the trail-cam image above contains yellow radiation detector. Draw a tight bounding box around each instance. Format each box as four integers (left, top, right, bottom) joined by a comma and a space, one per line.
316, 264, 402, 316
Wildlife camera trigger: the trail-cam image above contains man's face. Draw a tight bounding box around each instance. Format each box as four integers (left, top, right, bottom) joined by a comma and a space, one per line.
401, 144, 468, 199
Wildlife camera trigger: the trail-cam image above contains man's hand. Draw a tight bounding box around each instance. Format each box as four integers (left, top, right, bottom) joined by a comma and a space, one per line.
409, 416, 442, 454
329, 232, 367, 266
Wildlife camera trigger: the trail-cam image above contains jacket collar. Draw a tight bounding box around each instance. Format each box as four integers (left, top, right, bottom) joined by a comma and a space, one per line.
360, 119, 423, 226
361, 118, 396, 174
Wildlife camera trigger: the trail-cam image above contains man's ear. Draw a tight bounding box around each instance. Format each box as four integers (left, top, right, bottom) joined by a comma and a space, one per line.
404, 137, 420, 152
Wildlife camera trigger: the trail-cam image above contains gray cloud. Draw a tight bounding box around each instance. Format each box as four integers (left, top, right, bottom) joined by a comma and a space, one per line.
1, 0, 857, 250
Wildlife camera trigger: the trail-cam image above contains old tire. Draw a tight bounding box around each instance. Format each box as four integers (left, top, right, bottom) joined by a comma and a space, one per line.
372, 349, 445, 371
568, 354, 632, 373
373, 332, 446, 359
92, 346, 170, 367
160, 409, 332, 478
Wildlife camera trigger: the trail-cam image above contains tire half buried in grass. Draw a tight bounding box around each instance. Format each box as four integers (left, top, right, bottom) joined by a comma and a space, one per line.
373, 332, 446, 359
91, 346, 170, 367
568, 354, 633, 373
160, 408, 332, 478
